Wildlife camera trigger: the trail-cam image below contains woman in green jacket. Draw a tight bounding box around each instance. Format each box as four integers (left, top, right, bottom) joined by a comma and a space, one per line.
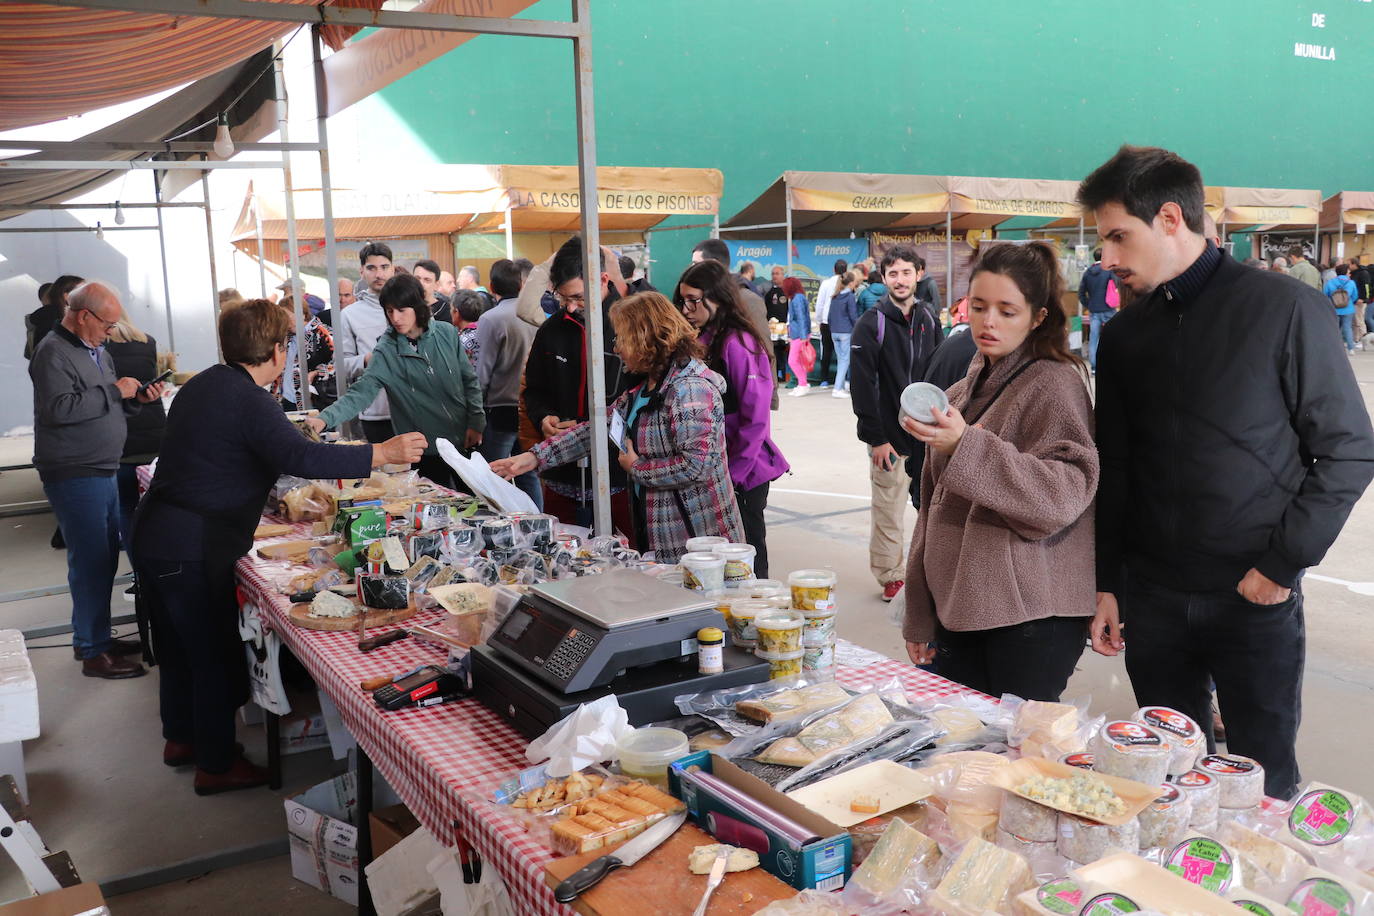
306, 273, 483, 488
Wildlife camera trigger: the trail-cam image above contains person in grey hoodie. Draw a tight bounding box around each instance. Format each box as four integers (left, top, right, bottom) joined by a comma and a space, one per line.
29, 282, 167, 679
334, 242, 396, 442
476, 258, 541, 507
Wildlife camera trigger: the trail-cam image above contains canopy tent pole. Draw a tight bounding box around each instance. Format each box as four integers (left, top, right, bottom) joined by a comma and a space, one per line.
199, 159, 222, 361
273, 45, 310, 410
945, 211, 953, 309
572, 0, 610, 536
312, 25, 342, 402
253, 194, 267, 297
504, 203, 515, 259
152, 168, 177, 354
712, 214, 719, 240
1078, 217, 1085, 248
644, 230, 652, 284
784, 179, 793, 277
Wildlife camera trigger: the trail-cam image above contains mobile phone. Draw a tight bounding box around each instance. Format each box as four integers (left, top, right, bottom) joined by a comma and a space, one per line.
138, 369, 173, 394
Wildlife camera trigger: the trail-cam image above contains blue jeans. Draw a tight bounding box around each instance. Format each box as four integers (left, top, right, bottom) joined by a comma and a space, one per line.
1089, 310, 1114, 370
116, 463, 141, 569
43, 474, 121, 659
1338, 312, 1355, 351
832, 333, 853, 390
479, 423, 543, 510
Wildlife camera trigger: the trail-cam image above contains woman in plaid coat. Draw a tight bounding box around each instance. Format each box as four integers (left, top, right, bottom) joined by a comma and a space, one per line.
493, 292, 743, 562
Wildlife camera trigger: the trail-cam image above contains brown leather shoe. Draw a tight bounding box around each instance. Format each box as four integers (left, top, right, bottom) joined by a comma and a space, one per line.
80, 652, 146, 679
165, 740, 245, 768
194, 757, 270, 796
72, 636, 143, 661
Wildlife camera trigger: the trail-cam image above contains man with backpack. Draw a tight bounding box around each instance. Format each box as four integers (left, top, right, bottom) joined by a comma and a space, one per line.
848, 244, 943, 603
1079, 249, 1117, 372
1324, 264, 1360, 354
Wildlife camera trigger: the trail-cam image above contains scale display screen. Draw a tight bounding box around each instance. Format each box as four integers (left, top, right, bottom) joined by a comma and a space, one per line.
499, 606, 577, 665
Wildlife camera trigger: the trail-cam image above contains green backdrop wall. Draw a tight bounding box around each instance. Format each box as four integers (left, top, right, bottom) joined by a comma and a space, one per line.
375, 0, 1372, 283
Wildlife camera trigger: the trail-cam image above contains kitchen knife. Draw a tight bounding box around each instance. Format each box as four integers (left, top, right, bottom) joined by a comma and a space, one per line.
552, 811, 686, 903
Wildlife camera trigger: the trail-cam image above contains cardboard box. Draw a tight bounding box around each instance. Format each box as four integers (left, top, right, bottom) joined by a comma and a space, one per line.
669, 751, 851, 891
0, 883, 108, 915
370, 803, 422, 859
285, 773, 360, 906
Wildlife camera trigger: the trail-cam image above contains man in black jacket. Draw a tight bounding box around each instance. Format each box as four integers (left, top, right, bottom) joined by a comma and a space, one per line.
523, 236, 638, 534
1081, 145, 1374, 800
848, 244, 943, 602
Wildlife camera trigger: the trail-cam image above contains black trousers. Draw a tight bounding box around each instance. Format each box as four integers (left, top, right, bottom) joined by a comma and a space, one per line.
934, 615, 1088, 702
773, 340, 790, 382
1121, 572, 1304, 799
138, 558, 246, 773
734, 481, 771, 579
817, 322, 835, 383
361, 419, 393, 443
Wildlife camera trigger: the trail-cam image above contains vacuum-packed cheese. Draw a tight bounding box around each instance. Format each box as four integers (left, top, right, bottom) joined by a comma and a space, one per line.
1078, 891, 1144, 914
1225, 887, 1291, 916
1138, 784, 1193, 850
1132, 706, 1204, 777
932, 836, 1033, 915
1195, 754, 1264, 808
1012, 877, 1086, 916
1285, 781, 1369, 856
999, 792, 1060, 843
849, 818, 941, 897
1091, 721, 1170, 786
1057, 813, 1140, 863
1163, 835, 1237, 894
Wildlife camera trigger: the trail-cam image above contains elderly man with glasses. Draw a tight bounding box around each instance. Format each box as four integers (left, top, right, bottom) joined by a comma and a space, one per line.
28, 281, 167, 679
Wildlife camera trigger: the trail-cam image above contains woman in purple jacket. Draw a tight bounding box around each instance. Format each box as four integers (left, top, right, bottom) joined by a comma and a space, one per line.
675, 261, 790, 576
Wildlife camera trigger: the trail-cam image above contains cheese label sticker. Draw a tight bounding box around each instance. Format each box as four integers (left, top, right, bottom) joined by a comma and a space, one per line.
1199, 754, 1257, 775
1288, 877, 1356, 916
1062, 753, 1095, 770
1079, 893, 1141, 915
1288, 789, 1356, 846
1165, 837, 1234, 893
1105, 721, 1163, 748
1174, 771, 1214, 788
1153, 784, 1183, 808
1233, 902, 1276, 916
1141, 707, 1198, 739
1035, 878, 1082, 914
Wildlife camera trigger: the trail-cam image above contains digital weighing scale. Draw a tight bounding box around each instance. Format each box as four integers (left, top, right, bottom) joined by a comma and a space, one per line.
474, 569, 771, 735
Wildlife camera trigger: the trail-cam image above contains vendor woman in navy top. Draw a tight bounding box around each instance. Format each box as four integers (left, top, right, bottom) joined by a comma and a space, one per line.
133, 299, 425, 796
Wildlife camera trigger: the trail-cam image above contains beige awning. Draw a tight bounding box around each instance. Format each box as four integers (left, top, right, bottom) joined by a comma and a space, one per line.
722, 171, 1087, 237
1320, 192, 1374, 230
231, 164, 723, 243
1206, 185, 1321, 228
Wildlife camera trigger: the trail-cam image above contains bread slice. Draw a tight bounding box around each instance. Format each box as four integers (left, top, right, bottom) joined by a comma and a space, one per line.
619, 783, 685, 814
598, 791, 661, 818
551, 818, 602, 855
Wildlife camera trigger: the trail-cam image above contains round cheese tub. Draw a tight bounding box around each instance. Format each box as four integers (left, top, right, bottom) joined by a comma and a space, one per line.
788, 569, 837, 611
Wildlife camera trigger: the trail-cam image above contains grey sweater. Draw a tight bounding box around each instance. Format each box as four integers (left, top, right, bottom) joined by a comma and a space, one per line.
475, 297, 536, 410
29, 324, 136, 481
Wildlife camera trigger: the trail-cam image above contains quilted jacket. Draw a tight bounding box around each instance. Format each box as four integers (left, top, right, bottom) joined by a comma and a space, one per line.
531, 357, 744, 562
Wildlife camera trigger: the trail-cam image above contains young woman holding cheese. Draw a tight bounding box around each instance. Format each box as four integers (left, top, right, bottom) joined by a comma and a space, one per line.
901, 242, 1098, 701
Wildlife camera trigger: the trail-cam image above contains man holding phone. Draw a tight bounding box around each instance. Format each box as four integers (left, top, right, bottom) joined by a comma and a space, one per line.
848, 244, 944, 602
29, 282, 167, 678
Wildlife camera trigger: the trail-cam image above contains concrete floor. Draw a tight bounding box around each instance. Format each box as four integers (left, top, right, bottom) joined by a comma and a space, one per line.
0, 354, 1371, 912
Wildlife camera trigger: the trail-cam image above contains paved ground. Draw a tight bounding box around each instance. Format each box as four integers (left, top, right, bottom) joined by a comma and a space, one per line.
0, 350, 1370, 910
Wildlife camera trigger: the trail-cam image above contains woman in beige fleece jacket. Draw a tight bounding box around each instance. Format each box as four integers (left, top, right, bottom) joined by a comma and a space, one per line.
902, 242, 1098, 701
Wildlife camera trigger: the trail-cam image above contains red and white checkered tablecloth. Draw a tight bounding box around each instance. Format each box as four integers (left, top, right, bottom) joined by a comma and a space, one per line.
238, 541, 981, 916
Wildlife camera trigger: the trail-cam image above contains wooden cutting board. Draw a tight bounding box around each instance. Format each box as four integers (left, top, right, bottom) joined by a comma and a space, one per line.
288, 601, 419, 632
544, 821, 795, 916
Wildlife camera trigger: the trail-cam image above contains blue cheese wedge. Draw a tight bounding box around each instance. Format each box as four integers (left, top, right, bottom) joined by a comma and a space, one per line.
309, 590, 358, 619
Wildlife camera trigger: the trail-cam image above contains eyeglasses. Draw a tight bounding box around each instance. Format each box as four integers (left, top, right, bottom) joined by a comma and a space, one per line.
80, 308, 118, 331
678, 296, 706, 312
556, 293, 586, 308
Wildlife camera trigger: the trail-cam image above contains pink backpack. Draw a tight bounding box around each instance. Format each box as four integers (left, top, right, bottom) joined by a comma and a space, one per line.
1105, 277, 1120, 310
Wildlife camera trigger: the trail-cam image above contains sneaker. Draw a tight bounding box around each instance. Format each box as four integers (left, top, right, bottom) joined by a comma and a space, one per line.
881, 580, 904, 602
831, 389, 850, 398
788, 386, 811, 397
819, 382, 831, 389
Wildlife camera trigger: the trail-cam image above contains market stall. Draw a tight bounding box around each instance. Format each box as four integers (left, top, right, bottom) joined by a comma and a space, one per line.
1201, 184, 1322, 262
720, 171, 1085, 308
231, 164, 722, 288
1318, 191, 1374, 266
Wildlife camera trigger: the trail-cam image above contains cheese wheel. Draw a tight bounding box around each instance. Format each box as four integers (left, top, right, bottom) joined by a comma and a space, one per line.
1078, 891, 1143, 915
1056, 813, 1140, 863
1012, 877, 1085, 916
1163, 835, 1238, 894
1138, 784, 1193, 850
1195, 754, 1265, 808
997, 827, 1056, 859
1286, 782, 1368, 853
1059, 752, 1095, 770
1286, 875, 1366, 916
1091, 721, 1170, 786
1171, 770, 1220, 826
1225, 888, 1291, 916
1133, 706, 1204, 777
999, 792, 1059, 843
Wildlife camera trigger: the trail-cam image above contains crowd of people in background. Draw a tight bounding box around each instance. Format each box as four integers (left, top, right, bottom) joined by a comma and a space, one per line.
20, 145, 1374, 803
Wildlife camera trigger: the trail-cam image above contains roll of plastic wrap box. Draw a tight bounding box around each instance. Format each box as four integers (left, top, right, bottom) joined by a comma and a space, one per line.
681, 768, 817, 846
1091, 721, 1170, 786
1196, 754, 1265, 809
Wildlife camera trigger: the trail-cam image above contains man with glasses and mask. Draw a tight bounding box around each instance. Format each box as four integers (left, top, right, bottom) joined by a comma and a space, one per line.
29, 281, 167, 679
522, 235, 639, 533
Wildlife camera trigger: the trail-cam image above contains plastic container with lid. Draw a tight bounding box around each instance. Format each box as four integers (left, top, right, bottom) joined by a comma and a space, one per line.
697, 626, 724, 674
743, 578, 791, 609
616, 727, 690, 790
801, 606, 837, 645
802, 639, 835, 673
755, 647, 805, 680
900, 381, 950, 425
754, 609, 804, 653
788, 569, 837, 611
714, 543, 757, 586
679, 552, 726, 592
685, 535, 729, 554
722, 598, 769, 647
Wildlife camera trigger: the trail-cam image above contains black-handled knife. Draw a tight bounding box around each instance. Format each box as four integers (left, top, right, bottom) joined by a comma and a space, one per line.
552, 811, 685, 903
